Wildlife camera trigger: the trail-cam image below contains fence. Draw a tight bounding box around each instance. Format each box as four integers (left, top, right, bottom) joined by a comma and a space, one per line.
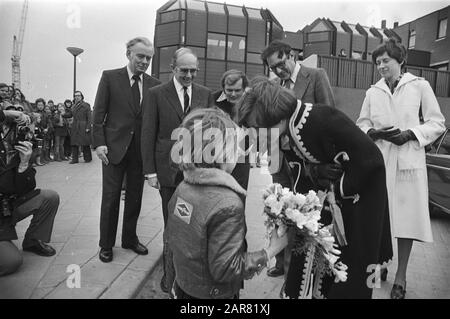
316, 55, 450, 97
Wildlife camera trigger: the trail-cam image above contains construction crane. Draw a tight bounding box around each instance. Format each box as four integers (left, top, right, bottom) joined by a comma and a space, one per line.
11, 0, 29, 90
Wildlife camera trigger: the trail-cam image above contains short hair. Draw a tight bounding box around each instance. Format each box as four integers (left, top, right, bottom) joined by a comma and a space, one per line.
170, 47, 197, 68
260, 40, 292, 67
35, 98, 46, 106
220, 70, 249, 89
238, 76, 297, 128
74, 90, 84, 100
48, 100, 54, 104
126, 37, 152, 50
172, 108, 239, 170
372, 38, 407, 66
64, 99, 72, 106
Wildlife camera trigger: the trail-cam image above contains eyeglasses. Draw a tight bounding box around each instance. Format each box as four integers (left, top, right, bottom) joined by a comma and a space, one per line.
177, 67, 198, 74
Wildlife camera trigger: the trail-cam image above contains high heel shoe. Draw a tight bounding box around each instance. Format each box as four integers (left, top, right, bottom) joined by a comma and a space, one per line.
390, 283, 406, 299
380, 268, 388, 281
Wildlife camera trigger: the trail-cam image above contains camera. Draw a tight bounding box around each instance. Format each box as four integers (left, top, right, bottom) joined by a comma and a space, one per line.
13, 124, 41, 149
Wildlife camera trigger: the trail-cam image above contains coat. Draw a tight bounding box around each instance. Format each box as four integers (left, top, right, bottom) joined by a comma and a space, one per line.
165, 167, 267, 299
282, 101, 393, 299
69, 101, 92, 146
141, 79, 214, 187
356, 72, 446, 242
92, 67, 161, 164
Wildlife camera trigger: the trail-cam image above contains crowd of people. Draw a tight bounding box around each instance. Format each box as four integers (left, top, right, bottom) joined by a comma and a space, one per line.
0, 83, 93, 166
0, 36, 446, 300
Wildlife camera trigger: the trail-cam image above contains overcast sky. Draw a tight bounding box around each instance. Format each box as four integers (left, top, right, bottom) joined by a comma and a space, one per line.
0, 0, 448, 104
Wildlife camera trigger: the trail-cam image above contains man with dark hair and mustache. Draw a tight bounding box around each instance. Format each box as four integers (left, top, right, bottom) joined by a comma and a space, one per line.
92, 37, 161, 263
141, 47, 213, 293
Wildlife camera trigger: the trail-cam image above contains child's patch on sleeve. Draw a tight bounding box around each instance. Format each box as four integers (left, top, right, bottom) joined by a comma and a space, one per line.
174, 197, 193, 224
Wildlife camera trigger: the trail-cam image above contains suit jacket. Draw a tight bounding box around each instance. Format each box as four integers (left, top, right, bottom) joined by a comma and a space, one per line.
141, 79, 214, 187
277, 64, 335, 107
92, 67, 161, 165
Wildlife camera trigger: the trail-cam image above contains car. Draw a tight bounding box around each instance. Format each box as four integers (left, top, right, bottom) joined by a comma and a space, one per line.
426, 127, 450, 215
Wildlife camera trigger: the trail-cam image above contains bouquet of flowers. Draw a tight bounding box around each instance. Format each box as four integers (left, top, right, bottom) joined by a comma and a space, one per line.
262, 183, 348, 284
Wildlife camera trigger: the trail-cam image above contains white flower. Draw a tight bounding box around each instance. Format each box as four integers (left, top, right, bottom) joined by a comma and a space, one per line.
325, 252, 339, 265
264, 194, 278, 208
304, 220, 319, 233
271, 201, 283, 216
293, 193, 306, 207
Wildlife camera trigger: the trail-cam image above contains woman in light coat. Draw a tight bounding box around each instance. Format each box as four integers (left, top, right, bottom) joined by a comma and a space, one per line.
357, 38, 446, 299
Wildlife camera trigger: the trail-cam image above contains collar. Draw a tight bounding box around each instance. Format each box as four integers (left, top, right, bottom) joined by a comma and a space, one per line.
290, 62, 301, 84
183, 167, 247, 197
126, 65, 143, 82
216, 91, 227, 102
373, 72, 420, 94
173, 76, 192, 93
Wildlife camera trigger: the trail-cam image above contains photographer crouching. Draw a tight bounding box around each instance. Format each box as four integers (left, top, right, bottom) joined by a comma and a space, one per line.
0, 108, 59, 276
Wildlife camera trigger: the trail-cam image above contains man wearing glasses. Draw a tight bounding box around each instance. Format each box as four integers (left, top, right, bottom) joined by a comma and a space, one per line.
141, 47, 213, 293
260, 40, 336, 279
92, 37, 161, 263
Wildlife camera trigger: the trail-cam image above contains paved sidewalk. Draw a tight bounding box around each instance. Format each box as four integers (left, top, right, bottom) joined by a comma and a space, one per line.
1, 155, 449, 299
0, 154, 164, 299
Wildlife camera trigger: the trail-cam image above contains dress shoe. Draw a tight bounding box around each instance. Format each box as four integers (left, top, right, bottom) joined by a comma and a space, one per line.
380, 268, 388, 281
99, 248, 113, 263
122, 242, 148, 255
267, 266, 284, 277
23, 240, 56, 257
391, 283, 406, 299
69, 160, 78, 164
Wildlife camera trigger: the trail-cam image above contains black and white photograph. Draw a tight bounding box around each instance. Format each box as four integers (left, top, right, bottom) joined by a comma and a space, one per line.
0, 0, 449, 304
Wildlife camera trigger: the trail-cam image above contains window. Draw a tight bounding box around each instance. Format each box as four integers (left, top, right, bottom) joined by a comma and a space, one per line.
438, 18, 447, 39
438, 131, 450, 155
207, 2, 224, 14
247, 53, 261, 64
227, 5, 243, 17
207, 33, 226, 60
307, 32, 329, 42
408, 29, 416, 48
160, 10, 180, 24
351, 51, 362, 60
227, 35, 246, 62
159, 46, 178, 73
186, 46, 205, 58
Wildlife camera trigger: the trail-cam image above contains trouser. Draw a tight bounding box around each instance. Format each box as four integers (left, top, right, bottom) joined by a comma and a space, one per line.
54, 136, 65, 160
64, 136, 71, 157
71, 145, 92, 162
99, 136, 144, 248
0, 189, 59, 276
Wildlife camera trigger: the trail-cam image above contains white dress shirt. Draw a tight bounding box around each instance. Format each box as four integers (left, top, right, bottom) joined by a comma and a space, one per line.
126, 65, 143, 103
173, 77, 191, 111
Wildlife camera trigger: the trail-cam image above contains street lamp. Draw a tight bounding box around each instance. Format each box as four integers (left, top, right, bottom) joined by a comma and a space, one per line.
66, 47, 84, 95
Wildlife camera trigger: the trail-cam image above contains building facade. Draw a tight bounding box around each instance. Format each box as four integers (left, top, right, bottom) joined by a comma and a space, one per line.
393, 5, 449, 70
152, 0, 284, 89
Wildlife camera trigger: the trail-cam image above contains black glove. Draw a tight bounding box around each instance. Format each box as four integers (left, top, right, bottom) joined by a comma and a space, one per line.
310, 163, 344, 189
385, 129, 416, 146
367, 126, 401, 142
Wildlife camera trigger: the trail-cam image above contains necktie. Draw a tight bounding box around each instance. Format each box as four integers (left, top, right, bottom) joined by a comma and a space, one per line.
131, 74, 140, 107
183, 86, 190, 115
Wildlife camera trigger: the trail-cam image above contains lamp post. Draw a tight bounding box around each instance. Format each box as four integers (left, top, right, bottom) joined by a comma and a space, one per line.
66, 47, 84, 95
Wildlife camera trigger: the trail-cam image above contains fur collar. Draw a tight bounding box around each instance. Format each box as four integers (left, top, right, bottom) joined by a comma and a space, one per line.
183, 168, 247, 197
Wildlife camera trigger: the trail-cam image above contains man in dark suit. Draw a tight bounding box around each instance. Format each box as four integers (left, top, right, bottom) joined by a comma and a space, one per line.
260, 40, 336, 278
92, 37, 161, 263
141, 47, 213, 292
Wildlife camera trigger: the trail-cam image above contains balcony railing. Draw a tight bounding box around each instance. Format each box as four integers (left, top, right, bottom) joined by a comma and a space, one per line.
310, 55, 450, 97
